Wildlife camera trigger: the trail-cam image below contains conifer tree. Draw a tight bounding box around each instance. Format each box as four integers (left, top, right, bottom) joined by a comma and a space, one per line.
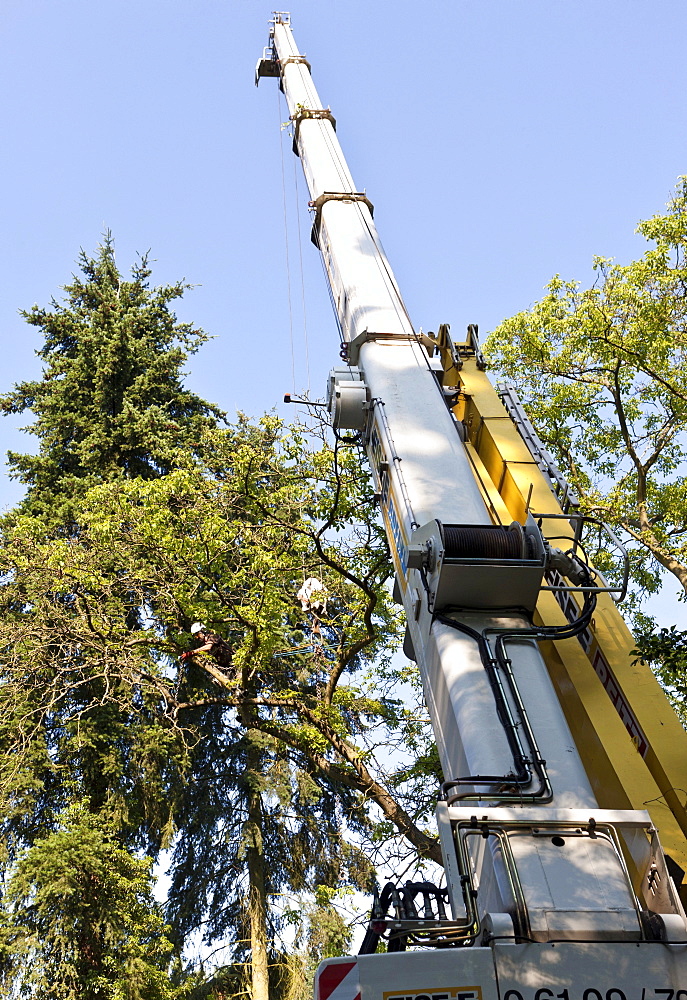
5, 804, 179, 999
1, 233, 222, 529
0, 237, 223, 994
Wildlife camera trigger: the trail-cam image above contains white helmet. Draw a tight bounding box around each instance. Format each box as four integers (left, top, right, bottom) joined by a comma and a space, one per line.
190, 622, 205, 635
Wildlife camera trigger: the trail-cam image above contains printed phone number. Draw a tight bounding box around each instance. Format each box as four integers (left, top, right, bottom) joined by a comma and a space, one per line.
504, 989, 687, 1000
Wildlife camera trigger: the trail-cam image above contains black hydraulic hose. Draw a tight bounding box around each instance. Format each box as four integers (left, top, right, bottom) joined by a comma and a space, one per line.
437, 569, 597, 805
433, 614, 530, 782
487, 572, 598, 663
433, 613, 550, 803
358, 881, 456, 955
358, 882, 403, 955
484, 581, 597, 795
358, 926, 379, 956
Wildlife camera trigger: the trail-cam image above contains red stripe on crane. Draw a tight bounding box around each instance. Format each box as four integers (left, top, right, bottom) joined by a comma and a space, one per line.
317, 960, 358, 1000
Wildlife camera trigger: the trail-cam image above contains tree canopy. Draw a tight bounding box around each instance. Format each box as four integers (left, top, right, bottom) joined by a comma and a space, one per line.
485, 177, 687, 622
0, 239, 437, 996
5, 803, 178, 1000
0, 416, 438, 994
632, 626, 687, 726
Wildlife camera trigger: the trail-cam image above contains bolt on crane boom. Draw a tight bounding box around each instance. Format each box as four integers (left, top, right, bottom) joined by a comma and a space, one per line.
257, 13, 687, 999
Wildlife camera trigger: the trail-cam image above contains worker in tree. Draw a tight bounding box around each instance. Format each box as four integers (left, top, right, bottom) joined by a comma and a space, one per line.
181, 622, 233, 671
297, 577, 327, 637
297, 577, 327, 616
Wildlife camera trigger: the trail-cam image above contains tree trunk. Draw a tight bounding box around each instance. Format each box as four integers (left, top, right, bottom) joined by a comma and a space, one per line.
246, 735, 270, 1000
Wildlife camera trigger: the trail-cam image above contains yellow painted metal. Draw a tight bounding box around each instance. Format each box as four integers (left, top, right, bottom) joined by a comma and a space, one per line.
447, 350, 687, 883
462, 440, 513, 526
536, 593, 687, 878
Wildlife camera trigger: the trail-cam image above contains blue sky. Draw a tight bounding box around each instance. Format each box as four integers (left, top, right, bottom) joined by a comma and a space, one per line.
1, 0, 685, 618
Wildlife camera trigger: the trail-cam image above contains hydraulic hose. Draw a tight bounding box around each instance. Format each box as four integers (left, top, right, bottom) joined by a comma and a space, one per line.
358, 880, 461, 955
434, 613, 535, 795
435, 574, 596, 805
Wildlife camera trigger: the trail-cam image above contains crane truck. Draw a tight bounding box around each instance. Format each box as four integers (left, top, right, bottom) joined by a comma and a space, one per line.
256, 13, 687, 999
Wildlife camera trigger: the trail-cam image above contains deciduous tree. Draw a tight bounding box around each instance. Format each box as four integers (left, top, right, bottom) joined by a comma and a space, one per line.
485, 177, 687, 622
0, 417, 438, 993
633, 627, 687, 725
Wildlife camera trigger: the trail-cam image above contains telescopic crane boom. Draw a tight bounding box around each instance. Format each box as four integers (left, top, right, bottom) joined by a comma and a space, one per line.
257, 13, 687, 999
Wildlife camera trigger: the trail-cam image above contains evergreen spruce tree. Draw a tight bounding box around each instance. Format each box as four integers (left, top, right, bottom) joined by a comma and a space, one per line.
0, 237, 222, 994
1, 233, 222, 529
5, 804, 179, 999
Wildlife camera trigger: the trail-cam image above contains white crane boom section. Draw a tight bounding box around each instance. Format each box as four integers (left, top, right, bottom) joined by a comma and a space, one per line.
257, 13, 687, 997
272, 19, 491, 531
269, 14, 595, 814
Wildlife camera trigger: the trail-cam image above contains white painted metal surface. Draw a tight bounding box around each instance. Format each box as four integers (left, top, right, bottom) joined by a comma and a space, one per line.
273, 19, 490, 532
259, 13, 687, 989
318, 945, 687, 999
